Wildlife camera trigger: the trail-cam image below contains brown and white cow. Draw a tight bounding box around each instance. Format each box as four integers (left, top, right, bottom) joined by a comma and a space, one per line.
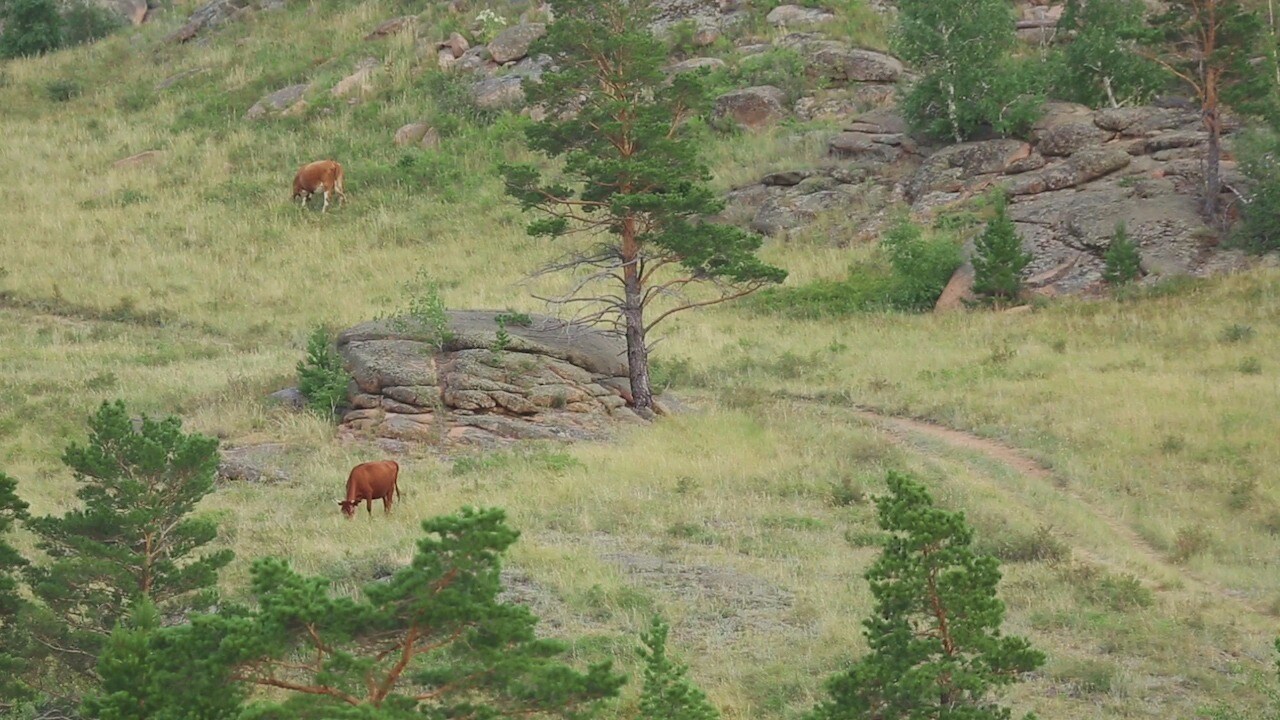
292, 160, 346, 212
338, 460, 401, 518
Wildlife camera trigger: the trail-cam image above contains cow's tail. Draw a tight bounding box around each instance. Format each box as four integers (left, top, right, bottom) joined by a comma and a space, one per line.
393, 460, 403, 499
335, 163, 345, 195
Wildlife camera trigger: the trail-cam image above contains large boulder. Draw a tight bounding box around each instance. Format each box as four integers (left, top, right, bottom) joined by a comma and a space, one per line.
470, 74, 526, 110
334, 311, 643, 446
165, 0, 252, 43
487, 23, 546, 63
779, 34, 905, 84
364, 16, 415, 40
1093, 105, 1200, 136
713, 85, 788, 129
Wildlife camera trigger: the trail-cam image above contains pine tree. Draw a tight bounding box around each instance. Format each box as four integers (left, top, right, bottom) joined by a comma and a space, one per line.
197, 507, 624, 717
24, 400, 233, 680
972, 197, 1032, 302
501, 0, 786, 412
893, 0, 1043, 142
1054, 0, 1164, 108
0, 472, 34, 711
296, 325, 350, 415
638, 615, 719, 720
1103, 222, 1143, 285
1148, 0, 1278, 220
0, 0, 63, 58
810, 472, 1044, 720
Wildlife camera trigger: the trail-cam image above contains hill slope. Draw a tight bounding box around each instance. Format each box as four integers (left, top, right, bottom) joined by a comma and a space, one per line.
3, 1, 1280, 718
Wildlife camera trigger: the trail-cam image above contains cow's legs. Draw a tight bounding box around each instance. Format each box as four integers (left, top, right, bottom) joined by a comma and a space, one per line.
365, 499, 372, 516
383, 495, 392, 514
321, 189, 330, 213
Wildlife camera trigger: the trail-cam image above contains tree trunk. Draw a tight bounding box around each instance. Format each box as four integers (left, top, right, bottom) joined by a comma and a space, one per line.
622, 275, 653, 411
620, 218, 654, 411
1203, 107, 1222, 222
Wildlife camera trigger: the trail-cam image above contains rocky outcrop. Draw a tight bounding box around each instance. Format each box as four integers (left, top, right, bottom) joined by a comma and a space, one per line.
330, 57, 380, 101
94, 0, 147, 25
779, 33, 905, 84
165, 0, 253, 43
333, 311, 648, 448
766, 4, 836, 26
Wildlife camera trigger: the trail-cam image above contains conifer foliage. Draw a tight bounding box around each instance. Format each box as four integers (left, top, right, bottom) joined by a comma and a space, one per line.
638, 616, 719, 720
972, 197, 1032, 302
502, 0, 786, 411
810, 472, 1044, 720
197, 507, 623, 718
24, 400, 232, 678
0, 472, 33, 710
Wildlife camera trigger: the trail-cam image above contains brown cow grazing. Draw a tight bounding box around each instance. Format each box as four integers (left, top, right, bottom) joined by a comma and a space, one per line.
292, 159, 346, 212
338, 460, 401, 518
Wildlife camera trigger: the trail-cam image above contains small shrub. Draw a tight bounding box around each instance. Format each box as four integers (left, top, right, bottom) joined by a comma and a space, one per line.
1171, 525, 1212, 564
1102, 222, 1142, 285
296, 325, 349, 415
1159, 434, 1186, 453
1085, 572, 1154, 610
650, 356, 699, 390
44, 78, 83, 102
981, 524, 1069, 563
471, 8, 508, 43
1219, 323, 1255, 344
1227, 477, 1258, 512
1238, 356, 1263, 375
395, 271, 453, 351
1053, 659, 1119, 695
827, 476, 866, 507
494, 310, 532, 326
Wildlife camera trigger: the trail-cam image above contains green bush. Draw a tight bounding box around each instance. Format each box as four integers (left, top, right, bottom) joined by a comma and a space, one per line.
880, 217, 963, 311
0, 0, 62, 58
60, 0, 121, 46
296, 325, 350, 415
893, 0, 1043, 141
1051, 0, 1164, 109
1230, 130, 1280, 254
44, 78, 83, 102
1103, 221, 1143, 285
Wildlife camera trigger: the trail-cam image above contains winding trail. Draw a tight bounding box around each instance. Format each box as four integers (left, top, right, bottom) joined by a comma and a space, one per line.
792, 394, 1271, 616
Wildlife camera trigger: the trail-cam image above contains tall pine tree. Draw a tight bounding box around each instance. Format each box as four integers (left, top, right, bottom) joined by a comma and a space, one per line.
24, 400, 233, 681
501, 0, 786, 412
810, 472, 1044, 720
1148, 0, 1278, 220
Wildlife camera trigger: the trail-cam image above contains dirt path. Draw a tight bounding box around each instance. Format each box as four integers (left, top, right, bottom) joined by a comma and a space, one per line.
818, 400, 1272, 616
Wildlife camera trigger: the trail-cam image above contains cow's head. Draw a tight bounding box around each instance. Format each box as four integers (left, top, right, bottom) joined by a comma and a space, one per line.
338, 500, 358, 518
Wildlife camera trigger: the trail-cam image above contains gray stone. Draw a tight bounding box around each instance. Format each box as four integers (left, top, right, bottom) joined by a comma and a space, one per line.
440, 31, 470, 58
471, 74, 526, 110
905, 139, 1034, 201
343, 339, 439, 393
266, 387, 307, 410
394, 122, 432, 146
245, 83, 309, 120
1008, 147, 1131, 196
1093, 105, 1200, 135
766, 4, 836, 26
761, 170, 811, 186
487, 22, 546, 63
331, 57, 380, 100
780, 34, 904, 83
379, 413, 437, 440
667, 57, 728, 75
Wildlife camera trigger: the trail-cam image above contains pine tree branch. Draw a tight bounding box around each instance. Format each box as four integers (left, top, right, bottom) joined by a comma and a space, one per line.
642, 281, 770, 333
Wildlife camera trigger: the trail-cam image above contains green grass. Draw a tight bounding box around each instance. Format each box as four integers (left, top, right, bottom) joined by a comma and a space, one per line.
2, 1, 1280, 718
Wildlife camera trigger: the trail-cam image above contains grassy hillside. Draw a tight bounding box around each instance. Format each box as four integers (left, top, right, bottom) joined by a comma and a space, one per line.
3, 0, 1280, 718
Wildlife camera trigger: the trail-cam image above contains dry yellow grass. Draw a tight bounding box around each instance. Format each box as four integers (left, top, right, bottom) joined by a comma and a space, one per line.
2, 1, 1280, 717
